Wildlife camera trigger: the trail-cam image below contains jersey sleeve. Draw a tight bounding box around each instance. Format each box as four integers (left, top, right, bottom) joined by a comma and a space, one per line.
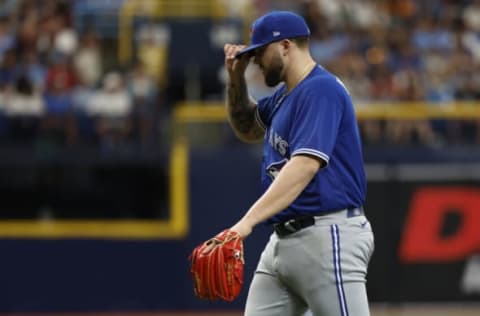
255, 85, 286, 129
255, 96, 269, 130
289, 79, 345, 166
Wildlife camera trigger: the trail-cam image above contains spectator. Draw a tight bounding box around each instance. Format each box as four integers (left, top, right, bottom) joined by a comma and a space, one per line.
0, 48, 16, 87
462, 0, 480, 64
0, 16, 15, 62
73, 30, 102, 88
17, 51, 47, 92
86, 72, 133, 150
127, 61, 159, 148
42, 52, 76, 145
386, 68, 437, 145
339, 52, 382, 144
455, 69, 480, 144
462, 0, 480, 33
45, 52, 76, 94
4, 76, 44, 140
5, 75, 44, 116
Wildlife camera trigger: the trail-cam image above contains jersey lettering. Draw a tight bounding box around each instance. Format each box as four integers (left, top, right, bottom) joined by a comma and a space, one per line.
268, 130, 289, 157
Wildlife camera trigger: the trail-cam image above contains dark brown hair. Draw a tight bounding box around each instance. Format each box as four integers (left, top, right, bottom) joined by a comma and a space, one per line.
289, 36, 309, 48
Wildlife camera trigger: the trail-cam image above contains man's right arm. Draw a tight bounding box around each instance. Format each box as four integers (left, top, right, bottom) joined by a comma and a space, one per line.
226, 75, 264, 143
224, 44, 265, 143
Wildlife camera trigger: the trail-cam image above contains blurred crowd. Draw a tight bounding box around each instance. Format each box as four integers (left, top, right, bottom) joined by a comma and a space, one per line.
0, 0, 160, 152
0, 0, 479, 151
242, 0, 480, 145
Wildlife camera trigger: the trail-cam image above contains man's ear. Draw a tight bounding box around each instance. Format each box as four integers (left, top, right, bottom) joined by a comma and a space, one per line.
281, 39, 292, 56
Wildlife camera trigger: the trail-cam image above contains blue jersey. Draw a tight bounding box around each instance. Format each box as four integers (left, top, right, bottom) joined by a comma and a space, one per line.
255, 66, 366, 224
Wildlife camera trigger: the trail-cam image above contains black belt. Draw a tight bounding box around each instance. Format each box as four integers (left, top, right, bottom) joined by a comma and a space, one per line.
273, 207, 364, 237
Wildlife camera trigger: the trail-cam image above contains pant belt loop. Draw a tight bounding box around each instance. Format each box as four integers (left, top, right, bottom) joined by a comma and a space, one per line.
347, 206, 364, 218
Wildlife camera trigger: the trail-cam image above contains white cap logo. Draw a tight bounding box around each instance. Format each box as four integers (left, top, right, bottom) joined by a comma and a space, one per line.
273, 31, 280, 37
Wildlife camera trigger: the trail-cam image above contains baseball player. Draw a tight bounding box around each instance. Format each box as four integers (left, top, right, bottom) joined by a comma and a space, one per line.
223, 11, 374, 316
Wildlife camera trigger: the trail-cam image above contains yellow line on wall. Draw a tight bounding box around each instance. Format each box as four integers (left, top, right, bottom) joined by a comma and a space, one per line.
0, 137, 189, 239
0, 220, 177, 239
173, 102, 480, 122
169, 136, 189, 238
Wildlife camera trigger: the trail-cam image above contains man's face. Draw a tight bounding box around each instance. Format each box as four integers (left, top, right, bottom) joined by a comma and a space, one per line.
253, 42, 285, 87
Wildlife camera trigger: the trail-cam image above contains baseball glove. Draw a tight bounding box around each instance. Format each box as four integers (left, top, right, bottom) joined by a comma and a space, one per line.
189, 229, 244, 301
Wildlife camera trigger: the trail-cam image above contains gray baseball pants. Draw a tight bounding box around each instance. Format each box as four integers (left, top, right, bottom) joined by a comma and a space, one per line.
244, 210, 374, 316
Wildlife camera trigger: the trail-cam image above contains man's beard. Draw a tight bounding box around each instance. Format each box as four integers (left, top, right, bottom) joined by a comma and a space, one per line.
264, 55, 284, 87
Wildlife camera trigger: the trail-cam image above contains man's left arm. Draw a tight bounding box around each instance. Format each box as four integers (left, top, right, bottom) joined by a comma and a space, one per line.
231, 154, 323, 238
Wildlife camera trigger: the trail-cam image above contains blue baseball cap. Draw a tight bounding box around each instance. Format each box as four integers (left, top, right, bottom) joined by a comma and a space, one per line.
236, 11, 310, 58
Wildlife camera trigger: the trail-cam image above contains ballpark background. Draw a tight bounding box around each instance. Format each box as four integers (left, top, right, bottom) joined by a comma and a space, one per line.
1, 0, 480, 315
